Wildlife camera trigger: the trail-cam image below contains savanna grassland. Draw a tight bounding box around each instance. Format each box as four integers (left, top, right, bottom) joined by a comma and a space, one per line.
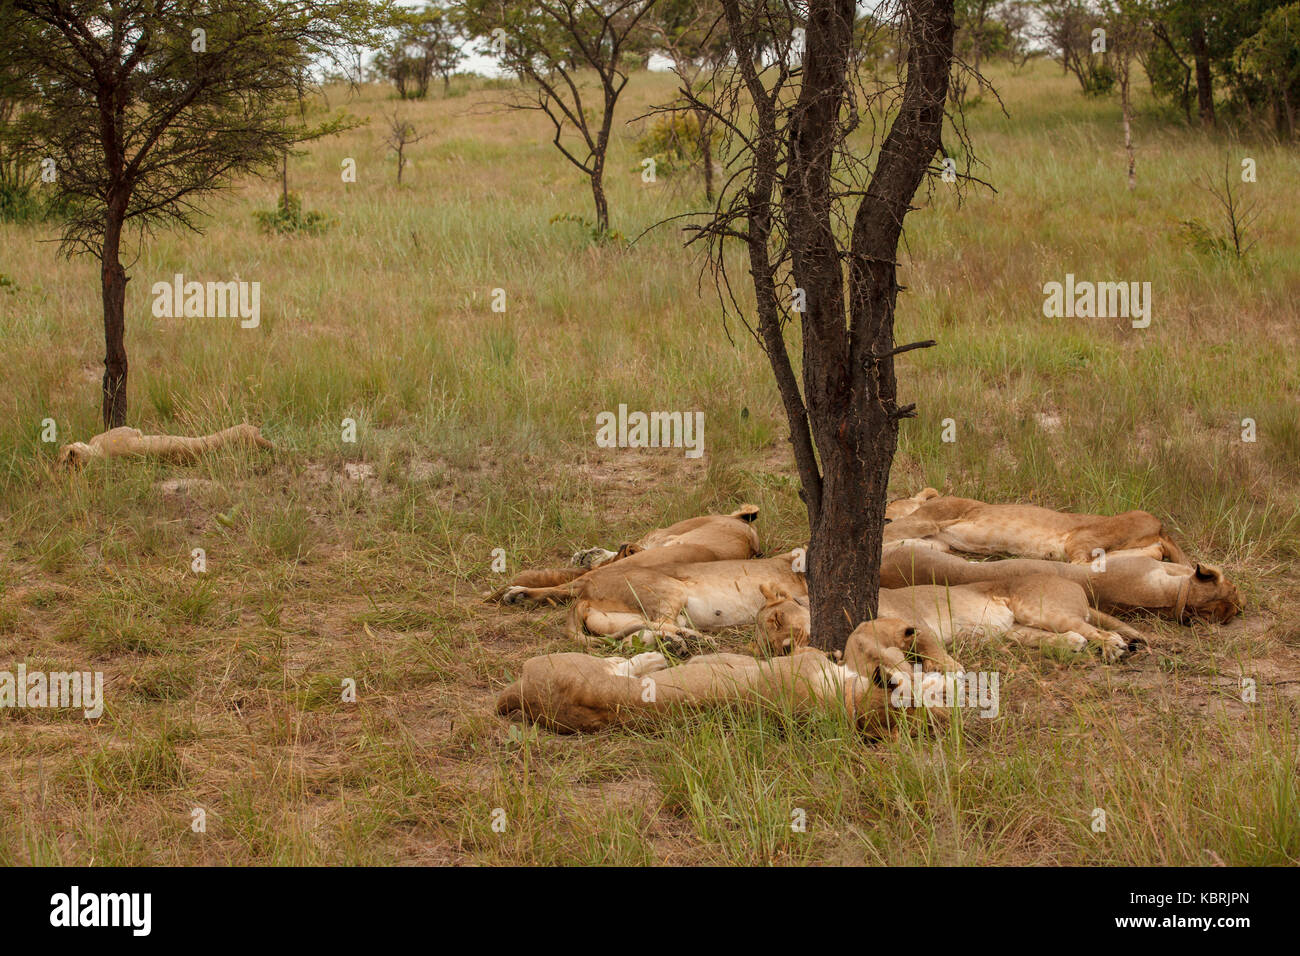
0, 58, 1297, 865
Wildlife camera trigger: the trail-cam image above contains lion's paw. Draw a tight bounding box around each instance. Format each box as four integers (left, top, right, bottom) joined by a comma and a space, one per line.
1098, 632, 1130, 663
572, 547, 617, 569
501, 586, 531, 606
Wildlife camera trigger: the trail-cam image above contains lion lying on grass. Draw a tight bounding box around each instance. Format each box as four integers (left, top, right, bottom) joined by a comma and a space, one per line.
496, 617, 957, 736
486, 505, 761, 601
58, 424, 273, 468
880, 544, 1242, 624
757, 575, 1148, 663
883, 492, 1191, 565
499, 551, 807, 647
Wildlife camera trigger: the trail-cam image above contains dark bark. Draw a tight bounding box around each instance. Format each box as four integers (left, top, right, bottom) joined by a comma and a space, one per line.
1152, 23, 1193, 122
100, 201, 128, 428
591, 90, 616, 234
1190, 26, 1214, 127
806, 0, 952, 652
697, 107, 714, 203
591, 166, 609, 234
717, 0, 954, 653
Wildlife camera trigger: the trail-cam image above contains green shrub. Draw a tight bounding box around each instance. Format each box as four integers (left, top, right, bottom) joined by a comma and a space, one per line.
0, 182, 68, 223
632, 112, 719, 178
548, 212, 625, 246
254, 191, 331, 236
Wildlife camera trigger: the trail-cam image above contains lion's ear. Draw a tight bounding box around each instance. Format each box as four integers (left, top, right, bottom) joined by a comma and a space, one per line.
1194, 564, 1217, 581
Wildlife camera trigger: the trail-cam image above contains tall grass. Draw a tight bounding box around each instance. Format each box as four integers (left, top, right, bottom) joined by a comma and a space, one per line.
0, 61, 1295, 865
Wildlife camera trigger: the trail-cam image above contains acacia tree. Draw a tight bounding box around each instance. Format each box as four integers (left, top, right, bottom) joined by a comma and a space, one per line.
0, 0, 383, 428
1038, 0, 1115, 94
952, 0, 1007, 103
688, 0, 956, 653
384, 108, 427, 183
461, 0, 658, 234
1236, 2, 1300, 138
647, 0, 729, 201
376, 2, 466, 99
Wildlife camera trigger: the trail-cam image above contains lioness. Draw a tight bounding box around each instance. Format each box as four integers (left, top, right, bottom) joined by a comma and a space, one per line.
885, 487, 941, 520
486, 506, 760, 598
754, 583, 964, 669
500, 551, 806, 646
58, 424, 273, 469
880, 544, 1242, 624
882, 493, 1190, 565
758, 575, 1149, 663
496, 617, 958, 737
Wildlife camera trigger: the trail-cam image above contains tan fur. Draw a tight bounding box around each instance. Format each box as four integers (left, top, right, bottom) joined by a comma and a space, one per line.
881, 544, 1242, 624
756, 585, 964, 669
758, 575, 1147, 663
755, 583, 811, 654
883, 494, 1190, 564
496, 618, 955, 737
486, 506, 761, 601
885, 487, 941, 521
58, 424, 273, 469
502, 551, 806, 647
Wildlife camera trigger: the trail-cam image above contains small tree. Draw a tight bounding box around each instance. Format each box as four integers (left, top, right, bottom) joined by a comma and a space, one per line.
0, 0, 383, 427
1236, 3, 1300, 138
377, 2, 466, 99
1103, 0, 1151, 189
384, 109, 427, 184
1038, 0, 1115, 95
420, 3, 468, 95
952, 0, 1008, 103
461, 0, 659, 235
646, 0, 729, 201
996, 0, 1036, 68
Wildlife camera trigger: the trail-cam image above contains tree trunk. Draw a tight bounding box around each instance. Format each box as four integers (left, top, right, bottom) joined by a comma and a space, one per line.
590, 166, 608, 234
1121, 65, 1136, 190
808, 0, 953, 653
717, 0, 953, 653
699, 111, 714, 203
591, 104, 613, 234
806, 405, 896, 652
1190, 27, 1214, 127
100, 205, 129, 428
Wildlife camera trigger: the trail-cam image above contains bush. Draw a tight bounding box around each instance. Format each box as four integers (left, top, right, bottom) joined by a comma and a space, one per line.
1080, 63, 1116, 97
632, 112, 719, 179
254, 191, 331, 236
548, 212, 625, 246
0, 182, 66, 223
